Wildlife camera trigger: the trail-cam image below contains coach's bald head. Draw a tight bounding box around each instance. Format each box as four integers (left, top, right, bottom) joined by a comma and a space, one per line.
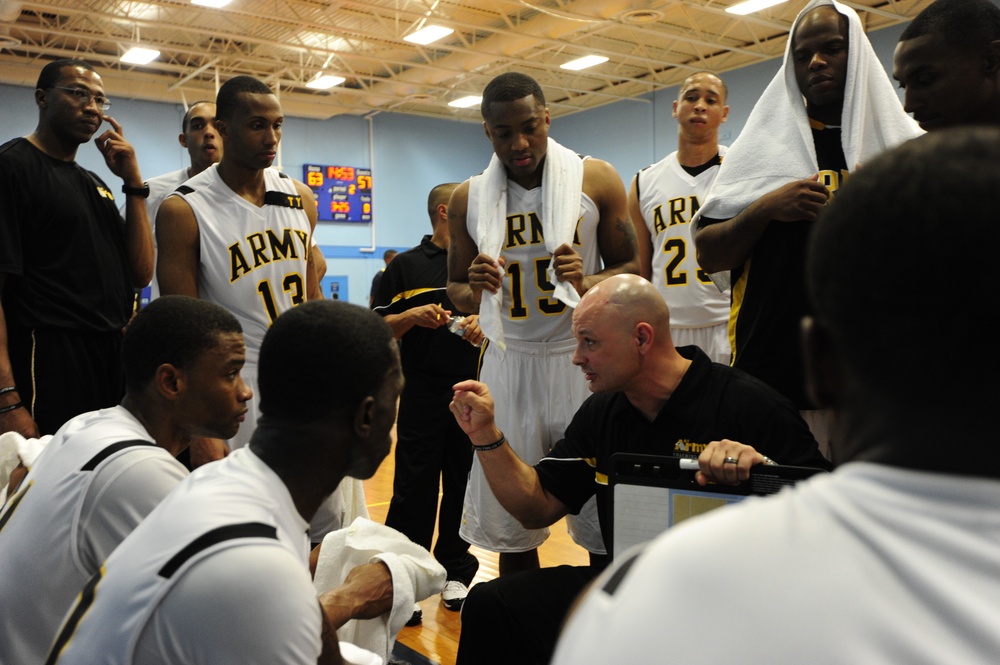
575, 275, 671, 339
571, 275, 682, 396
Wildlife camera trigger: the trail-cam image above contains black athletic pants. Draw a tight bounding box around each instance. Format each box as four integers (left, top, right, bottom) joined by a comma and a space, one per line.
456, 564, 602, 665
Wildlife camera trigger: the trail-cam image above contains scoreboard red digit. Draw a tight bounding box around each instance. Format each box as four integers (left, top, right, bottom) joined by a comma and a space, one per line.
303, 164, 373, 223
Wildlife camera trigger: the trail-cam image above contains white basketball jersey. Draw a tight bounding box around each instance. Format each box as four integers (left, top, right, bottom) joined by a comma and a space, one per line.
174, 165, 312, 363
148, 168, 192, 301
468, 180, 601, 342
0, 407, 186, 665
636, 147, 729, 328
50, 448, 315, 665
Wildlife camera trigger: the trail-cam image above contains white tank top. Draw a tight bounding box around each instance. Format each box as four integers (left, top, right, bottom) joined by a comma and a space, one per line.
50, 448, 314, 665
468, 178, 601, 342
636, 147, 729, 328
0, 407, 184, 665
174, 166, 312, 363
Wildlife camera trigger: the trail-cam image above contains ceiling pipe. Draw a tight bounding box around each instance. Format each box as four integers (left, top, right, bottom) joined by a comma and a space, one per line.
360, 112, 378, 253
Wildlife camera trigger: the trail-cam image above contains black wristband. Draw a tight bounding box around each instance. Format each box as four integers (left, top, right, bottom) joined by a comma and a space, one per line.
0, 402, 24, 414
122, 182, 150, 198
473, 433, 506, 452
0, 386, 16, 396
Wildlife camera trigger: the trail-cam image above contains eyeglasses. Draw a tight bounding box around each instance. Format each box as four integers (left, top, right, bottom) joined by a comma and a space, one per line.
51, 86, 112, 111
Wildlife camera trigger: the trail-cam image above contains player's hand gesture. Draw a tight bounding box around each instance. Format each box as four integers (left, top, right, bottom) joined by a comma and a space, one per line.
551, 244, 585, 295
458, 314, 485, 347
468, 253, 505, 300
762, 174, 830, 223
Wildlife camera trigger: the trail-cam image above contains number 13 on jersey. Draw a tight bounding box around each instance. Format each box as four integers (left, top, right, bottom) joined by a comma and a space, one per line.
257, 272, 305, 324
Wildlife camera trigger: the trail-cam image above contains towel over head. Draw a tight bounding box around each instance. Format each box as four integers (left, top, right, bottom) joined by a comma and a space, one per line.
692, 0, 922, 289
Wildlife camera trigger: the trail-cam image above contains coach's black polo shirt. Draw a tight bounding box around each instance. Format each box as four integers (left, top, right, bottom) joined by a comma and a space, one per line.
535, 345, 831, 550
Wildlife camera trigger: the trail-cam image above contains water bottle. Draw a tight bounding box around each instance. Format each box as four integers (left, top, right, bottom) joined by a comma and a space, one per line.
447, 316, 482, 347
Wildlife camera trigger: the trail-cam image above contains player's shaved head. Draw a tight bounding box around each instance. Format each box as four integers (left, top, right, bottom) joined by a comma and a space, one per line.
182, 100, 216, 132
481, 72, 546, 122
679, 71, 727, 102
899, 0, 1000, 55
427, 182, 459, 222
216, 75, 273, 121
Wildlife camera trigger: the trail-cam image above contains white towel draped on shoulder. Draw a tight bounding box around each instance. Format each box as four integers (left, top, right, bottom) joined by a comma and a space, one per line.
691, 0, 923, 290
470, 137, 585, 350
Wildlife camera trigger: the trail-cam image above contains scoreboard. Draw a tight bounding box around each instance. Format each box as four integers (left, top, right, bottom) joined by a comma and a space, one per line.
303, 164, 373, 223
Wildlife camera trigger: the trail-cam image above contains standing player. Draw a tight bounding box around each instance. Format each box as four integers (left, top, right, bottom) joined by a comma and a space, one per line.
124, 100, 221, 302
629, 71, 731, 365
156, 75, 319, 459
136, 101, 221, 229
893, 0, 1000, 131
156, 75, 328, 530
692, 0, 920, 457
447, 72, 639, 573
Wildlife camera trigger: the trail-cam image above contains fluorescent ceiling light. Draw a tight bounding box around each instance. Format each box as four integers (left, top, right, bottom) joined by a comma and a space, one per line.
192, 0, 233, 7
726, 0, 788, 15
120, 47, 160, 65
298, 31, 353, 51
403, 25, 454, 45
560, 55, 608, 71
306, 73, 346, 90
448, 95, 482, 108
